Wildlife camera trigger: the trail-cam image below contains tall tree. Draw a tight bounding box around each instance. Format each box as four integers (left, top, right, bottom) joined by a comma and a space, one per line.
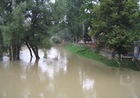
1, 1, 26, 60
47, 0, 67, 36
24, 0, 53, 59
90, 0, 140, 60
65, 0, 84, 42
0, 0, 52, 60
80, 0, 97, 43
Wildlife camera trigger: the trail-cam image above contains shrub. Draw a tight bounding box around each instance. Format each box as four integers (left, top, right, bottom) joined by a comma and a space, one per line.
51, 36, 61, 44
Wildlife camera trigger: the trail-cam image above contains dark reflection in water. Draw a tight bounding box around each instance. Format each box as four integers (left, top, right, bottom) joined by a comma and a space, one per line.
0, 45, 140, 98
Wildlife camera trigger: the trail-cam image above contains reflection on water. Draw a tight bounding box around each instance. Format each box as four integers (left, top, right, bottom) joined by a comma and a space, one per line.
0, 45, 140, 98
79, 71, 96, 98
119, 72, 139, 98
82, 78, 94, 91
38, 47, 67, 80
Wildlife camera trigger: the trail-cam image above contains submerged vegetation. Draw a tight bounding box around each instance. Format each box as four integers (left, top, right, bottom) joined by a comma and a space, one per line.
67, 44, 140, 71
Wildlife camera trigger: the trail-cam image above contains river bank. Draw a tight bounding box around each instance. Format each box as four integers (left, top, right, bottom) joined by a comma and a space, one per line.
67, 43, 140, 71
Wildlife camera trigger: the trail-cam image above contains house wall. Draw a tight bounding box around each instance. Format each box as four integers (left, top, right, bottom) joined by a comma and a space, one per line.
134, 45, 140, 60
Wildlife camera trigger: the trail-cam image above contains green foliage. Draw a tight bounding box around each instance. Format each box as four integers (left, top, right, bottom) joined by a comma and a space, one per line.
65, 0, 83, 40
45, 0, 84, 42
56, 28, 72, 41
106, 26, 135, 52
51, 0, 67, 23
40, 37, 52, 49
89, 0, 140, 55
1, 2, 26, 47
80, 0, 98, 22
0, 30, 5, 59
0, 0, 56, 60
1, 25, 12, 47
47, 0, 67, 37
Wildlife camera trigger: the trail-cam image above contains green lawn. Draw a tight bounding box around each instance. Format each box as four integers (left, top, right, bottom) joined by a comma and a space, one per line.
67, 43, 140, 71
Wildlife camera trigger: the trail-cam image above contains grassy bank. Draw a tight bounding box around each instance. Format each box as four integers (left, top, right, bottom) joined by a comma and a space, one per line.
67, 44, 140, 71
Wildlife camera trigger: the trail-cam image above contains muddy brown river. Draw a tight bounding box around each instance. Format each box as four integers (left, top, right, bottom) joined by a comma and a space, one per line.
0, 45, 140, 98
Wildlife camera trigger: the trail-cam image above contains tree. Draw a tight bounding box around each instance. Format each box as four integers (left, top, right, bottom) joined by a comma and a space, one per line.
0, 0, 94, 61
65, 0, 84, 42
79, 0, 102, 43
90, 0, 140, 60
47, 0, 68, 37
1, 1, 27, 60
0, 0, 53, 60
0, 30, 4, 60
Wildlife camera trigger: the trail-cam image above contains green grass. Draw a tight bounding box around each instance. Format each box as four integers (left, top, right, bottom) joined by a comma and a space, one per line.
67, 44, 119, 67
67, 43, 140, 71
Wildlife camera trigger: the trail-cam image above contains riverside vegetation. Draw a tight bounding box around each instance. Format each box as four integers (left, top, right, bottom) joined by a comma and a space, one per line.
67, 44, 140, 71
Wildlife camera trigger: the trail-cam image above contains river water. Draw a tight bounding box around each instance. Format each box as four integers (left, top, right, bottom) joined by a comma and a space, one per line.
0, 45, 140, 98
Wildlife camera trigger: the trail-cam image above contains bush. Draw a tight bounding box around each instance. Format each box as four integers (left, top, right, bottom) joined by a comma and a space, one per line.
51, 36, 61, 44
40, 37, 52, 49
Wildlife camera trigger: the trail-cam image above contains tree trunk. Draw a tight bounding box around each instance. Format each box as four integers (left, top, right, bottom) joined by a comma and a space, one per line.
29, 43, 40, 59
0, 52, 2, 60
9, 47, 11, 60
29, 11, 40, 60
111, 49, 116, 60
9, 45, 20, 61
13, 46, 16, 60
35, 45, 40, 59
118, 53, 121, 62
16, 47, 20, 60
10, 46, 14, 61
26, 41, 33, 58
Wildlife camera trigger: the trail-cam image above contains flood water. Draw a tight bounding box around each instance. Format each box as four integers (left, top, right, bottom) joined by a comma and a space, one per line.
0, 45, 140, 98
